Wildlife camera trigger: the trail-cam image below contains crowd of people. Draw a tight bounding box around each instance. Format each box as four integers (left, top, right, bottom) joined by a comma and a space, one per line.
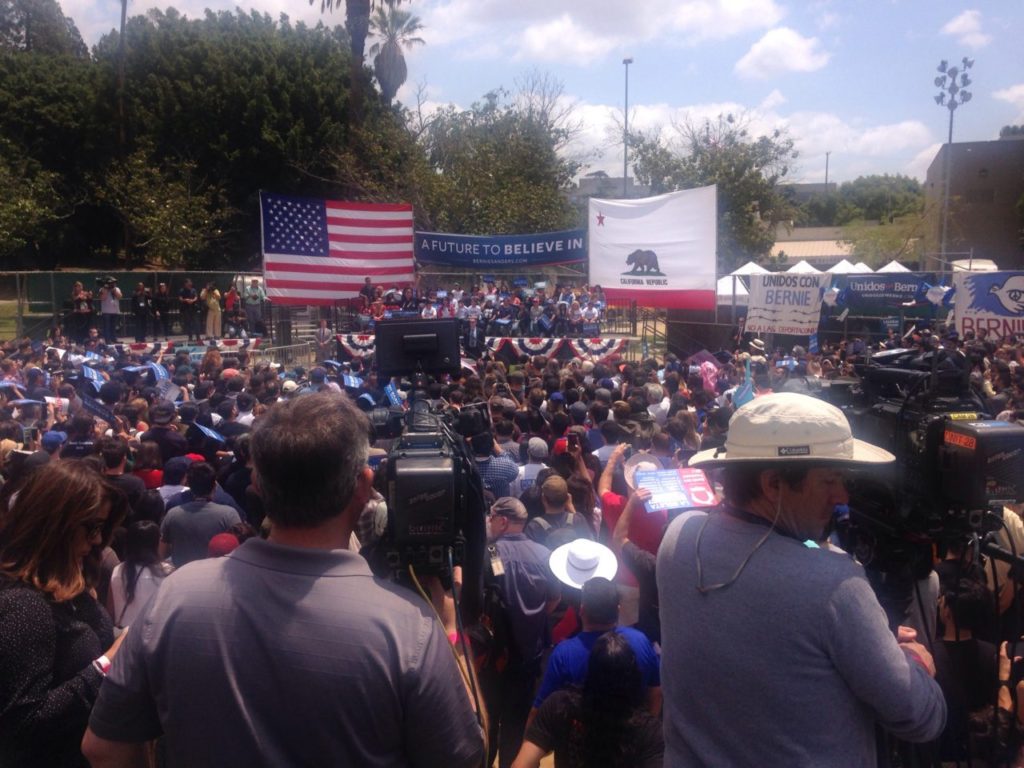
357, 278, 609, 338
4, 318, 1024, 767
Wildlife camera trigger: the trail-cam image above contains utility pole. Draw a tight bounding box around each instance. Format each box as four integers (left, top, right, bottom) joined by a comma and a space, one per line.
623, 57, 633, 198
825, 151, 831, 192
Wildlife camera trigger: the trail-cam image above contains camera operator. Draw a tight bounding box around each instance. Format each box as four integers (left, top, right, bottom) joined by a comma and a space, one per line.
97, 277, 122, 343
657, 393, 946, 767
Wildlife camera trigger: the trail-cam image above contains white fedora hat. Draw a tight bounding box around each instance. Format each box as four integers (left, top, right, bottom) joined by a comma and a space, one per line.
689, 392, 895, 469
549, 539, 618, 590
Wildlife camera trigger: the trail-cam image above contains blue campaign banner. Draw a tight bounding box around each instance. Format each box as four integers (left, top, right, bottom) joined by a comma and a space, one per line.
826, 274, 947, 318
415, 229, 587, 268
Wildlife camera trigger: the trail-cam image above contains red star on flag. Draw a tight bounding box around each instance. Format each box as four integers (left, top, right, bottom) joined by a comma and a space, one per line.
596, 212, 605, 226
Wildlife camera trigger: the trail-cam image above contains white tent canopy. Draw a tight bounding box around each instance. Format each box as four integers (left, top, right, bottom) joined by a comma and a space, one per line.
851, 262, 874, 273
717, 275, 749, 305
826, 259, 857, 273
786, 260, 822, 274
877, 260, 911, 273
729, 260, 770, 276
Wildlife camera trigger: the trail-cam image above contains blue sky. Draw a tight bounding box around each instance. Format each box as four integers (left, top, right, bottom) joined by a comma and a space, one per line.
66, 0, 1024, 185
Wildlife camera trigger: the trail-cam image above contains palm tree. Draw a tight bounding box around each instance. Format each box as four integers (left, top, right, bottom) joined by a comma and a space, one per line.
309, 0, 405, 67
369, 2, 424, 106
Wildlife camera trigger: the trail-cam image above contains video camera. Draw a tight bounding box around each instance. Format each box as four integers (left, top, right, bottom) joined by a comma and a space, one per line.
95, 276, 117, 288
365, 319, 488, 617
823, 344, 1024, 617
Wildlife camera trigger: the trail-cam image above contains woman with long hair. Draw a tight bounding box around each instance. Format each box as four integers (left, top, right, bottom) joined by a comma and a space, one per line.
0, 460, 129, 766
512, 631, 664, 768
107, 521, 173, 634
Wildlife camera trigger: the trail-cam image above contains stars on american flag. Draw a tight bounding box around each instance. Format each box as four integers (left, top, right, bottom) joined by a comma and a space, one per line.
264, 195, 329, 256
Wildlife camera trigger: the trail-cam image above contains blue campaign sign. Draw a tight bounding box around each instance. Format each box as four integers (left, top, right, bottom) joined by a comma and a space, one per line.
827, 274, 942, 317
415, 229, 587, 268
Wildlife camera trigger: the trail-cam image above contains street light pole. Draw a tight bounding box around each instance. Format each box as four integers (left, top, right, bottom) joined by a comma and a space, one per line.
934, 57, 974, 266
825, 151, 831, 191
623, 57, 633, 198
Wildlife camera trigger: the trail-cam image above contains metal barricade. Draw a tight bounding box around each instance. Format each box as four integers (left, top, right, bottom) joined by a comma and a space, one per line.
250, 341, 315, 369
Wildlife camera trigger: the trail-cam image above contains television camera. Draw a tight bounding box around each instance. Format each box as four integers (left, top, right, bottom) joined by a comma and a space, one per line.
821, 343, 1024, 625
362, 318, 488, 620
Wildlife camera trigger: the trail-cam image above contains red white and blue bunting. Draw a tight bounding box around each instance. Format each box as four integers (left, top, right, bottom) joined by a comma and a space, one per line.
335, 335, 628, 363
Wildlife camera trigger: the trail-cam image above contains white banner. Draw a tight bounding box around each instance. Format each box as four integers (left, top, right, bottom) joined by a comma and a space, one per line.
953, 271, 1024, 340
746, 273, 831, 335
588, 186, 717, 310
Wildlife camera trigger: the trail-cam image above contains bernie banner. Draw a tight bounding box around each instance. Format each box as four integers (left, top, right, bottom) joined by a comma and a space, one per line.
825, 274, 942, 318
415, 229, 587, 268
587, 186, 717, 310
953, 271, 1024, 339
746, 273, 831, 335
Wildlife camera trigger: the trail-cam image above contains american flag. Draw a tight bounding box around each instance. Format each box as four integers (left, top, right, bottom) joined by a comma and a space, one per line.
260, 192, 415, 306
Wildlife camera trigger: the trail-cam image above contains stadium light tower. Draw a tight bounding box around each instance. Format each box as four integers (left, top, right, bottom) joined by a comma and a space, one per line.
934, 57, 974, 263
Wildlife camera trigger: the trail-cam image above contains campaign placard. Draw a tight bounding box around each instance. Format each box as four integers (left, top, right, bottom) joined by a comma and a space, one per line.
746, 273, 831, 335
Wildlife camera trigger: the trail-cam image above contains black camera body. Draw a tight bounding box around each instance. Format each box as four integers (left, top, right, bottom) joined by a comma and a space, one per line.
830, 347, 1024, 583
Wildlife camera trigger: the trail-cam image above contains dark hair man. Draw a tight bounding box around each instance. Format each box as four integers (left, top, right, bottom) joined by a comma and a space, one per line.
84, 392, 483, 767
657, 393, 945, 766
158, 461, 240, 568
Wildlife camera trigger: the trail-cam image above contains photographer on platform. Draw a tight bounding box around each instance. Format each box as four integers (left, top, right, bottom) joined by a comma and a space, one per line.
97, 278, 122, 343
657, 392, 946, 767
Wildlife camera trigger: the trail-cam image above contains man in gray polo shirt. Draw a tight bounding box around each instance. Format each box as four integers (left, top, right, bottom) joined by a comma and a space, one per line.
83, 392, 483, 768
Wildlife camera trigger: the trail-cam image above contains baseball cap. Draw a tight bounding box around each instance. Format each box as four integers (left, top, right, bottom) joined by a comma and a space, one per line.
490, 496, 528, 521
527, 437, 549, 460
549, 392, 565, 402
688, 392, 895, 468
207, 532, 240, 557
281, 380, 299, 394
41, 431, 68, 452
149, 402, 176, 425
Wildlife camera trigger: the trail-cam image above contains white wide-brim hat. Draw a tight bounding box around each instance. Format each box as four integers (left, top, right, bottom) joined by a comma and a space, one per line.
623, 452, 662, 490
549, 539, 618, 590
689, 392, 895, 468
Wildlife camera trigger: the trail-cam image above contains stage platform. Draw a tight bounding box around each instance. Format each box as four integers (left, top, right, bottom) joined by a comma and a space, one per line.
335, 334, 632, 364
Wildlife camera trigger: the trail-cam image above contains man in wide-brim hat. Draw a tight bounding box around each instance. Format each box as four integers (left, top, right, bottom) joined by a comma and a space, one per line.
656, 392, 945, 767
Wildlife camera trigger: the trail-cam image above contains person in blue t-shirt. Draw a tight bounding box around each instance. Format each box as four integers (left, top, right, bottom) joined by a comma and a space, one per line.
529, 576, 660, 724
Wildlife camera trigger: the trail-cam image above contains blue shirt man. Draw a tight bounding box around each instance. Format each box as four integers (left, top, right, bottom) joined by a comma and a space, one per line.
530, 577, 661, 719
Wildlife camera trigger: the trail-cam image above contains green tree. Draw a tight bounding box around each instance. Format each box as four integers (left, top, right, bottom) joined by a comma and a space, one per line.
0, 139, 63, 261
840, 213, 928, 266
630, 113, 798, 274
416, 88, 580, 234
0, 0, 87, 56
92, 145, 233, 267
368, 1, 423, 106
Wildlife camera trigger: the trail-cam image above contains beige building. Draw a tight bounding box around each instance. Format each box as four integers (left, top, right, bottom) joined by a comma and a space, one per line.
923, 137, 1024, 270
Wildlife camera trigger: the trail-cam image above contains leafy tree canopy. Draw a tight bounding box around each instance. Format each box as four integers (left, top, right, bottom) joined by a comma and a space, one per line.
630, 113, 798, 274
0, 0, 87, 56
415, 82, 581, 235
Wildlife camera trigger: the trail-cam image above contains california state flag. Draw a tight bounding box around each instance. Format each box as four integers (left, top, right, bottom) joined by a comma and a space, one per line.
588, 186, 717, 310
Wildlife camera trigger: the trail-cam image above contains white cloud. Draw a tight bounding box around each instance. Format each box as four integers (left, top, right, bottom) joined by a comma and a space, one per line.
564, 94, 938, 186
420, 0, 783, 63
516, 14, 620, 65
905, 143, 942, 182
735, 27, 830, 79
994, 84, 1024, 122
760, 89, 787, 110
940, 10, 991, 49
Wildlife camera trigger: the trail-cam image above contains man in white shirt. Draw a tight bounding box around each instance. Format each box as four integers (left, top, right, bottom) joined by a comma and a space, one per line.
98, 279, 123, 343
510, 438, 549, 498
